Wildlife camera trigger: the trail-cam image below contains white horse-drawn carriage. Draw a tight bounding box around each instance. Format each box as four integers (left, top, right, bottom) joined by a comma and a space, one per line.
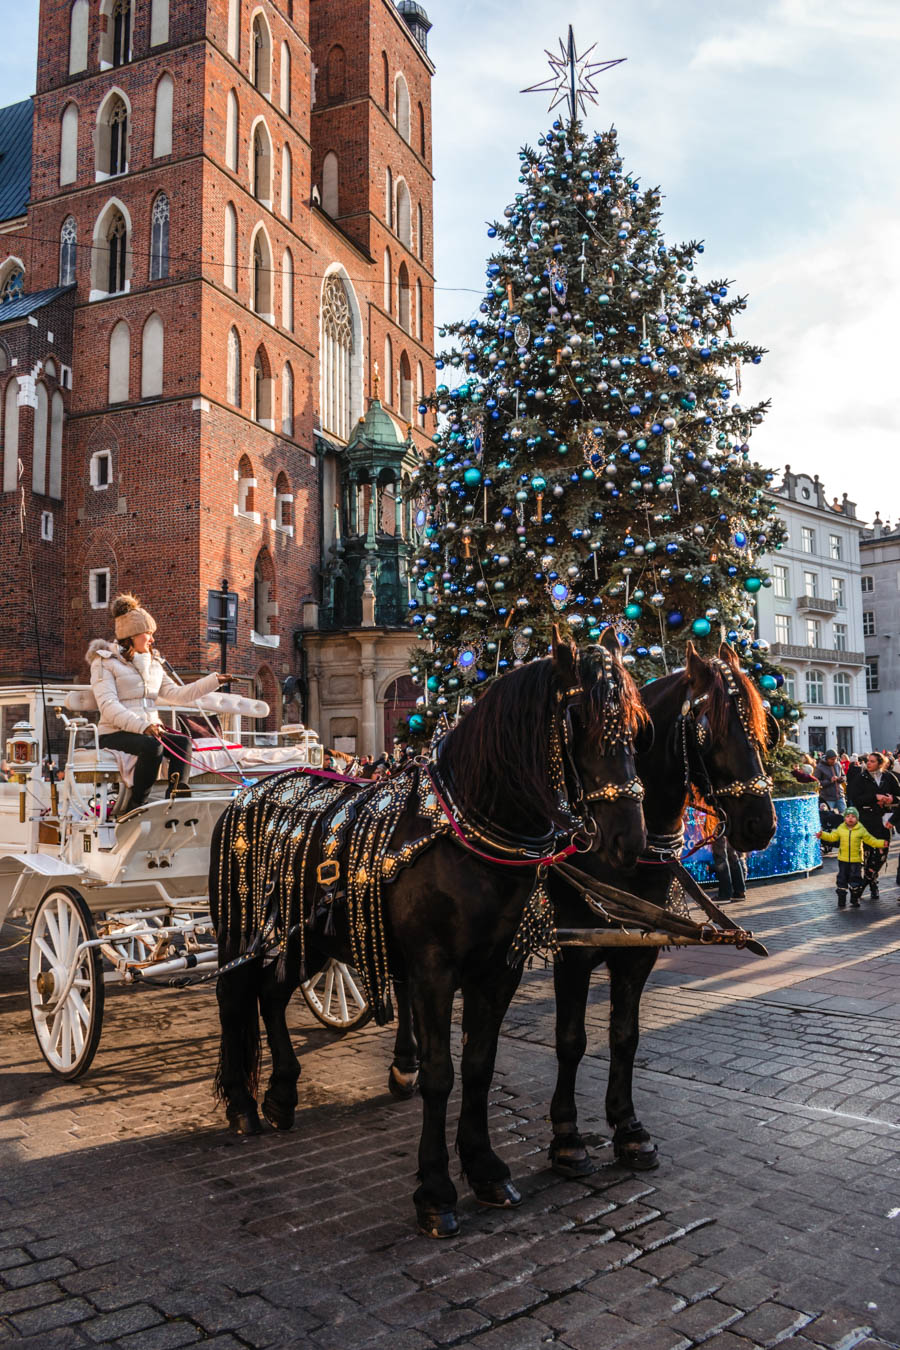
0, 683, 370, 1079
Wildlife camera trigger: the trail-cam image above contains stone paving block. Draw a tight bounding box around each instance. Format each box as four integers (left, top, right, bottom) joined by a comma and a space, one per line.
0, 1278, 65, 1314
557, 1310, 637, 1349
0, 1247, 29, 1272
1, 1330, 88, 1350
461, 1317, 553, 1350
533, 1290, 608, 1333
427, 1307, 492, 1344
9, 1296, 94, 1335
730, 1302, 814, 1346
582, 1264, 659, 1307
113, 1322, 203, 1350
475, 1280, 549, 1322
617, 1330, 693, 1350
613, 1287, 688, 1325
802, 1312, 876, 1348
82, 1303, 165, 1342
670, 1296, 742, 1341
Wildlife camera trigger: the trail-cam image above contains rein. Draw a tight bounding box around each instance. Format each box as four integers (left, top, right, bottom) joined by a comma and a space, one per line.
424, 764, 582, 869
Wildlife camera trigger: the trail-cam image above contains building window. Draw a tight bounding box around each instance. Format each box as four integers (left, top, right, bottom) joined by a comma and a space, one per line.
280, 41, 291, 114
836, 727, 854, 755
60, 104, 79, 186
49, 392, 63, 498
829, 534, 842, 560
806, 618, 821, 648
321, 274, 353, 439
834, 623, 847, 651
417, 202, 424, 260
226, 327, 241, 406
783, 672, 796, 702
252, 122, 272, 202
275, 471, 292, 531
861, 574, 873, 593
253, 548, 276, 637
108, 320, 130, 403
226, 91, 239, 171
866, 658, 879, 693
399, 350, 412, 421
281, 248, 293, 331
90, 568, 111, 608
140, 312, 164, 398
863, 610, 876, 637
32, 383, 49, 495
833, 673, 851, 707
107, 211, 128, 293
153, 73, 174, 158
385, 167, 393, 228
91, 449, 112, 489
252, 347, 273, 426
251, 228, 273, 317
59, 217, 77, 286
774, 614, 791, 644
104, 96, 129, 176
396, 179, 411, 247
831, 576, 845, 608
419, 102, 426, 156
801, 526, 815, 554
398, 262, 410, 332
383, 333, 393, 406
383, 247, 392, 313
2, 379, 18, 492
773, 564, 789, 599
395, 73, 410, 141
281, 362, 293, 436
40, 511, 54, 542
382, 51, 389, 108
227, 0, 239, 58
224, 203, 238, 289
803, 570, 818, 597
111, 0, 131, 66
805, 670, 824, 705
69, 0, 89, 74
326, 44, 345, 100
236, 454, 257, 516
281, 143, 293, 218
149, 194, 170, 280
416, 277, 423, 338
150, 0, 169, 46
251, 14, 272, 97
0, 265, 25, 304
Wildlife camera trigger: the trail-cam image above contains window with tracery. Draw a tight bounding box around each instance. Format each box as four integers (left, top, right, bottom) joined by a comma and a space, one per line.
1, 267, 25, 304
107, 212, 127, 293
108, 97, 128, 175
60, 217, 77, 286
150, 194, 169, 280
322, 275, 353, 440
112, 0, 131, 67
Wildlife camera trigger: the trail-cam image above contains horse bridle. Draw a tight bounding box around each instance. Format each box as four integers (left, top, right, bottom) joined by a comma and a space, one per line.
555, 648, 646, 820
679, 658, 774, 811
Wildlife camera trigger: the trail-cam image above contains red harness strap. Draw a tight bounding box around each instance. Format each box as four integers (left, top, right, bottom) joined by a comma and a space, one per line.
424, 766, 580, 869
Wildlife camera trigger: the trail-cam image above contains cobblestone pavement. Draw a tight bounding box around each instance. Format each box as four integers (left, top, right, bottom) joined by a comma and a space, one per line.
2, 857, 900, 1349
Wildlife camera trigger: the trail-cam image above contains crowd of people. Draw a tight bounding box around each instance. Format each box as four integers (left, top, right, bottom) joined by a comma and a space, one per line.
792, 747, 900, 908
321, 744, 417, 781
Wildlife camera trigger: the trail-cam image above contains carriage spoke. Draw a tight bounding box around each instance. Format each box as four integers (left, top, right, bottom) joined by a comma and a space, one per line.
69, 987, 91, 1029
43, 906, 61, 955
339, 966, 367, 1010
336, 972, 349, 1024
60, 1008, 72, 1069
56, 896, 70, 962
35, 935, 57, 967
323, 965, 336, 1019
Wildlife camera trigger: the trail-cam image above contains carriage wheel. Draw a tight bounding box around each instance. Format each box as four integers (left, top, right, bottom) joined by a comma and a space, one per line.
300, 959, 371, 1031
29, 888, 104, 1080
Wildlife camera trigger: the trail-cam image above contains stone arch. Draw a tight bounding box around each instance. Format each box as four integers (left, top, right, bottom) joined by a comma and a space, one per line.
250, 9, 272, 97
141, 312, 164, 398
94, 86, 131, 178
281, 247, 294, 331
281, 362, 293, 436
249, 116, 272, 204
226, 89, 240, 170
397, 261, 410, 332
150, 0, 169, 46
399, 350, 412, 422
237, 453, 255, 513
320, 264, 363, 438
249, 222, 274, 320
60, 102, 79, 186
108, 319, 131, 404
69, 0, 89, 75
224, 201, 238, 289
395, 178, 411, 248
32, 382, 49, 495
279, 40, 291, 114
227, 327, 241, 405
2, 377, 19, 493
281, 142, 292, 218
152, 72, 174, 158
90, 197, 133, 297
0, 256, 25, 303
394, 72, 410, 141
252, 344, 273, 427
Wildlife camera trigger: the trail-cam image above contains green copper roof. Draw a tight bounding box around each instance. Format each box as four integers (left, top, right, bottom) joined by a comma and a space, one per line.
347, 399, 405, 455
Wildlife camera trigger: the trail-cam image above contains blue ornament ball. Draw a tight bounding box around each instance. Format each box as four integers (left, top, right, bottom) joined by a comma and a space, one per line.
667, 610, 684, 628
408, 714, 426, 732
759, 674, 777, 691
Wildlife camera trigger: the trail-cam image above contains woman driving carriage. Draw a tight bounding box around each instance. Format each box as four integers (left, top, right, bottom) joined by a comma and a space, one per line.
88, 594, 227, 817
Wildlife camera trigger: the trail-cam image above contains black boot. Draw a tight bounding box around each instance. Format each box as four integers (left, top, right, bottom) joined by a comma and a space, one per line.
849, 888, 862, 907
870, 880, 879, 901
836, 890, 847, 909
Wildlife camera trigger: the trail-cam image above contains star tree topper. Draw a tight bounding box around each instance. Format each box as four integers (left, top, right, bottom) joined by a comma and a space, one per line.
522, 25, 625, 124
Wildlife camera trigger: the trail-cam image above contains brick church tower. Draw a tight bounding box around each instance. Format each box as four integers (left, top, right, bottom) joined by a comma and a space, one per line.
0, 0, 434, 750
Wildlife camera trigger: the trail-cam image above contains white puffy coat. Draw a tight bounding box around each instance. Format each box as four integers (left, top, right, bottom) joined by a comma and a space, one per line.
87, 640, 219, 736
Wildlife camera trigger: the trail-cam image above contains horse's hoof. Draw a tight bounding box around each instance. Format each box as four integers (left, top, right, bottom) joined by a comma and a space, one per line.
415, 1206, 460, 1239
262, 1096, 295, 1131
471, 1178, 522, 1209
550, 1147, 595, 1178
227, 1108, 263, 1136
388, 1065, 419, 1100
613, 1120, 659, 1171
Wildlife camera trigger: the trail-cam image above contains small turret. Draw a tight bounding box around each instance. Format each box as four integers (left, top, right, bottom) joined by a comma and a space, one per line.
397, 1, 432, 52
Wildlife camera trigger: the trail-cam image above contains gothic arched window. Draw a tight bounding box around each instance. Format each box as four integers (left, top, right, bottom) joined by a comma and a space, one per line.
0, 265, 25, 304
227, 327, 241, 406
59, 217, 77, 286
107, 96, 128, 176
322, 274, 353, 440
112, 0, 131, 67
149, 193, 169, 280
107, 211, 127, 293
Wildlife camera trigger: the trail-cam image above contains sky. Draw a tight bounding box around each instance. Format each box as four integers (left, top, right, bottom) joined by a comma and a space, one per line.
3, 0, 898, 524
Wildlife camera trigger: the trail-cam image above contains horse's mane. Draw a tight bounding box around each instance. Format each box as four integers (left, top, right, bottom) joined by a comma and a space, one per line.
437, 648, 646, 832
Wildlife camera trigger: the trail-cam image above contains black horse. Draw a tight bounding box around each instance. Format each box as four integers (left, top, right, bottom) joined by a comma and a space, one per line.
210, 634, 648, 1237
545, 641, 778, 1177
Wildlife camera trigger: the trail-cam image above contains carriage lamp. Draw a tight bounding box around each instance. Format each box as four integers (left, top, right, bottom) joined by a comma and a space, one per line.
7, 721, 39, 823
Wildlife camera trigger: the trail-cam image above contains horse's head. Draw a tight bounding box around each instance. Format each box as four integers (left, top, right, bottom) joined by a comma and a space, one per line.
551, 626, 648, 869
678, 641, 778, 853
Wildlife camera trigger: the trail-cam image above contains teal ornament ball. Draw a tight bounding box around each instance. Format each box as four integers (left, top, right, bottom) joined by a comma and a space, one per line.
771, 704, 785, 719
759, 674, 777, 691
743, 576, 762, 593
624, 602, 642, 620
788, 708, 800, 721
691, 617, 711, 637
463, 467, 482, 486
408, 714, 425, 733
426, 676, 440, 692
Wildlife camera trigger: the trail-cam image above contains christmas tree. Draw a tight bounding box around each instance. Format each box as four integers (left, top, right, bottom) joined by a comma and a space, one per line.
406, 34, 797, 738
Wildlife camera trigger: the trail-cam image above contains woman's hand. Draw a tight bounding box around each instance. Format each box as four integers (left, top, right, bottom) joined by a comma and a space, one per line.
146, 723, 164, 739
215, 673, 230, 686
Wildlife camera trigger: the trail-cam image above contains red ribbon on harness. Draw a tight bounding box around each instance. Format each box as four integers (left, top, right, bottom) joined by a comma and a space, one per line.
423, 766, 580, 869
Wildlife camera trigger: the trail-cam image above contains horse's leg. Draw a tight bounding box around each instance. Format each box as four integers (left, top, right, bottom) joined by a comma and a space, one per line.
605, 947, 660, 1170
215, 961, 263, 1136
456, 965, 523, 1208
259, 958, 302, 1130
388, 978, 419, 1100
549, 950, 596, 1176
410, 966, 459, 1238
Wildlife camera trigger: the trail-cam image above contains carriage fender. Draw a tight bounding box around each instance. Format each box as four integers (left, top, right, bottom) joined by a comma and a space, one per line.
0, 853, 85, 933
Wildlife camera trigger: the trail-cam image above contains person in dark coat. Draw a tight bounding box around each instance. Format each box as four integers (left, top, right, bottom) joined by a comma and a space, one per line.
846, 752, 900, 899
710, 831, 747, 903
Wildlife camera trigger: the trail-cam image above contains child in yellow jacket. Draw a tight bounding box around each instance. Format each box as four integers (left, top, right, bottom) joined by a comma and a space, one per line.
818, 806, 887, 907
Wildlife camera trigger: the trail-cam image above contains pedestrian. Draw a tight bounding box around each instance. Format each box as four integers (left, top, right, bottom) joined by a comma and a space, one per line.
0, 759, 10, 783
814, 750, 846, 813
818, 806, 888, 908
89, 593, 225, 817
710, 831, 747, 903
838, 749, 850, 775
846, 751, 900, 899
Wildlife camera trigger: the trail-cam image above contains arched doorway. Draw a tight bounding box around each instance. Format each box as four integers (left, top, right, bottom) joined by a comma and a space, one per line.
383, 675, 418, 750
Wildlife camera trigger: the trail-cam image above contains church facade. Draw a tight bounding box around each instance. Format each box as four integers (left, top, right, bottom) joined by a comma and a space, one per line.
0, 0, 434, 755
